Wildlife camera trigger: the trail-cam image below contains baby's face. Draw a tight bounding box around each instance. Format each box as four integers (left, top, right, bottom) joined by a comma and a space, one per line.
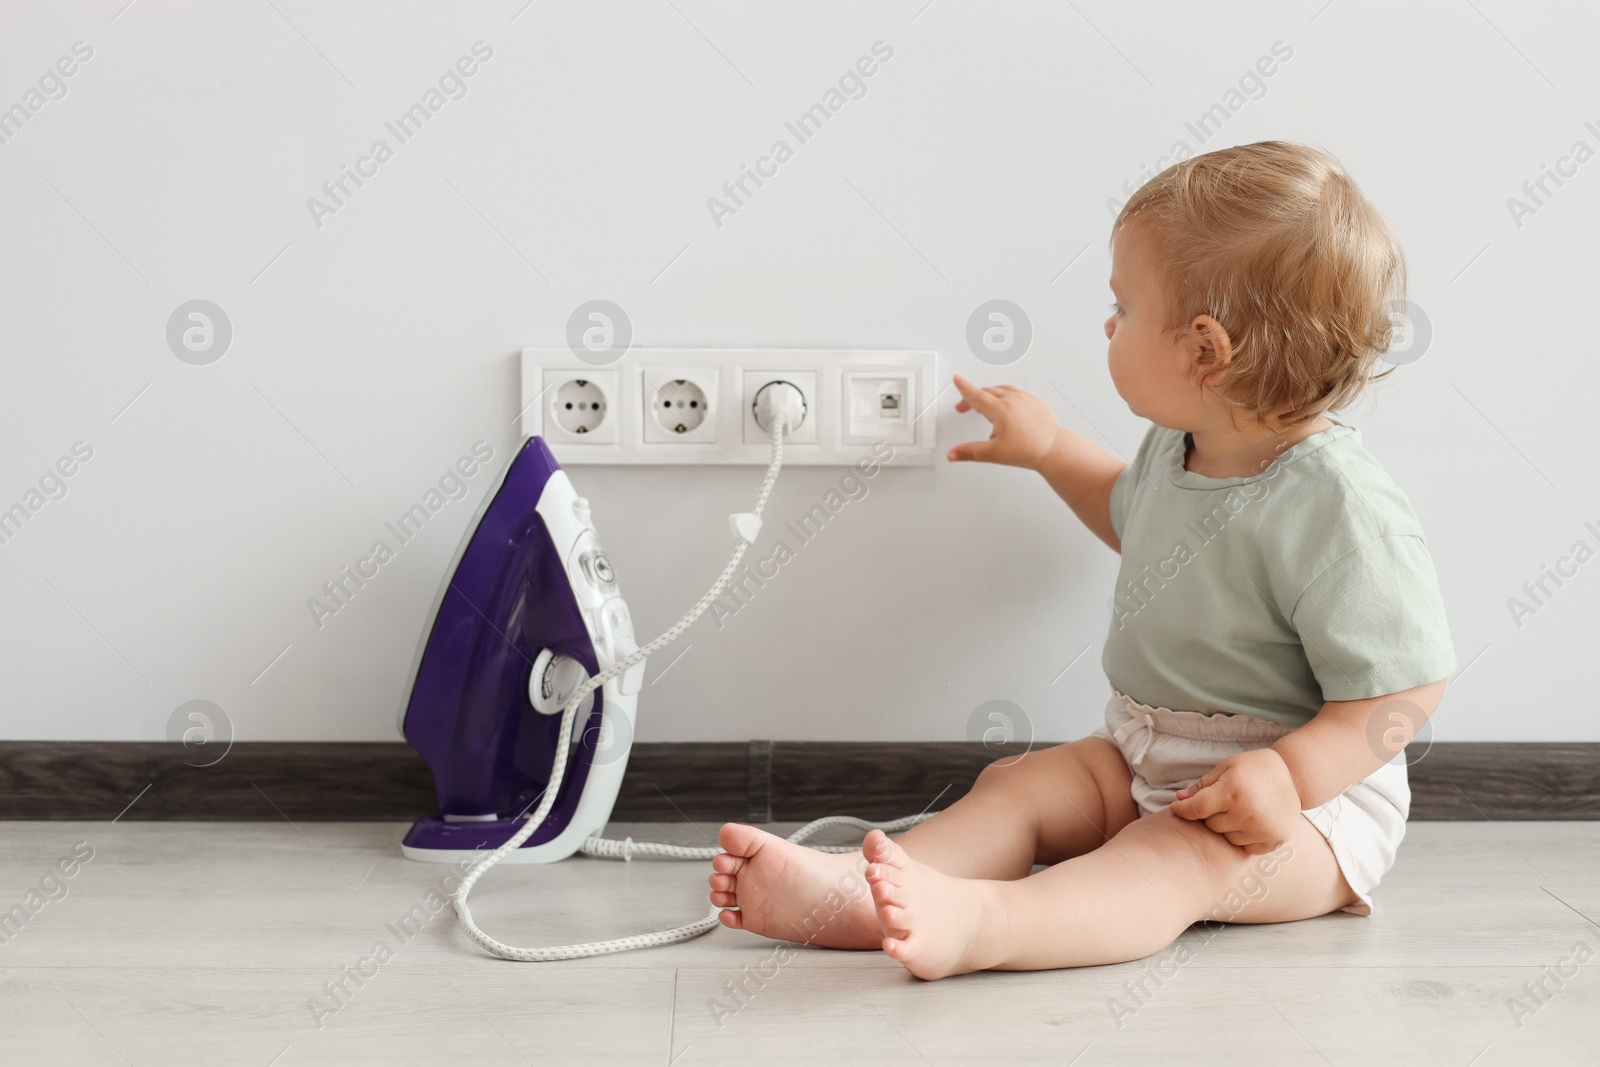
1104, 226, 1204, 431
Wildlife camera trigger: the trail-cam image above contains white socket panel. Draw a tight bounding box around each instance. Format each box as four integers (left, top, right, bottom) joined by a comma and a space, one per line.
519, 349, 937, 466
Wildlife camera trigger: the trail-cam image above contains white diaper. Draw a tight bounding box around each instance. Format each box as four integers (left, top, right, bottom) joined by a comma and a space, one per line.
1092, 689, 1409, 916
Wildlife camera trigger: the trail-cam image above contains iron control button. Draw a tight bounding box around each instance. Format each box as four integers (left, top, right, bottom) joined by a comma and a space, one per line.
577, 549, 617, 592
529, 650, 589, 716
600, 598, 632, 644
599, 600, 645, 694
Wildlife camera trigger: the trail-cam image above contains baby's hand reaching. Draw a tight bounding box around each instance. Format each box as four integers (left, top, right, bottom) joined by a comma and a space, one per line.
947, 374, 1061, 470
1167, 748, 1303, 854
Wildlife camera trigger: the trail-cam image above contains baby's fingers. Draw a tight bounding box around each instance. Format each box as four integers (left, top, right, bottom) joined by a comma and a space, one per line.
952, 374, 1001, 418
1176, 765, 1225, 801
1168, 787, 1226, 821
947, 438, 996, 463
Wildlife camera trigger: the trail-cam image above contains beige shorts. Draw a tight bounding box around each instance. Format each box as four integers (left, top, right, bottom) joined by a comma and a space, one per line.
1091, 689, 1409, 916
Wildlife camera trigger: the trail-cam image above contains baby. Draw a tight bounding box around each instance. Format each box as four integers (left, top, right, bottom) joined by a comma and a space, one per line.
708, 141, 1455, 979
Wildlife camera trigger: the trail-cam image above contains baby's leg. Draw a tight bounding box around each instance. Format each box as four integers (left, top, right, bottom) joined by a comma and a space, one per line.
891, 736, 1140, 878
709, 737, 1136, 948
866, 808, 1357, 979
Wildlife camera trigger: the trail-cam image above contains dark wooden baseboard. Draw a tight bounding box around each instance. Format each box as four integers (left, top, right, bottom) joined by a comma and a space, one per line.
1, 741, 1596, 821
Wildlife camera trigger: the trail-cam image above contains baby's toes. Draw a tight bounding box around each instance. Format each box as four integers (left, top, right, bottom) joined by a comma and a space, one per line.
865, 860, 907, 890
862, 829, 905, 869
709, 870, 738, 908
877, 903, 913, 940
868, 875, 903, 910
716, 821, 767, 858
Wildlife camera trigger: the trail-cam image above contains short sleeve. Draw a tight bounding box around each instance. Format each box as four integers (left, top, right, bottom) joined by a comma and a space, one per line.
1108, 463, 1136, 541
1289, 534, 1456, 702
1109, 424, 1166, 542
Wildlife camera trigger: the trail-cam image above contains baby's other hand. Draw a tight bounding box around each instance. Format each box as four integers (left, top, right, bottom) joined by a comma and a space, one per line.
1167, 748, 1302, 854
947, 375, 1061, 470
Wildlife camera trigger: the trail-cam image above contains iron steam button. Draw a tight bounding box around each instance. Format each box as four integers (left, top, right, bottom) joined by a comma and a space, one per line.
601, 598, 633, 646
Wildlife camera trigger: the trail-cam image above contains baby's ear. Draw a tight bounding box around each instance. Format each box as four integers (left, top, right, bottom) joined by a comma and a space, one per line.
1185, 314, 1235, 384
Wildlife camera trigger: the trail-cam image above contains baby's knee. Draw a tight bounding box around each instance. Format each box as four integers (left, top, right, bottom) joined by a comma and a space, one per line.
972, 739, 1113, 805
972, 743, 1067, 806
1131, 811, 1248, 896
972, 750, 1036, 796
1155, 815, 1302, 921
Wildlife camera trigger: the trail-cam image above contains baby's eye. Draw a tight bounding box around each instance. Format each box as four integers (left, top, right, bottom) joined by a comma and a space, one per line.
1108, 302, 1124, 316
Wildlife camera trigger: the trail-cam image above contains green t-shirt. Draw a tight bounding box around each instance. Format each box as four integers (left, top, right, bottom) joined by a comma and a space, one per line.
1101, 418, 1456, 728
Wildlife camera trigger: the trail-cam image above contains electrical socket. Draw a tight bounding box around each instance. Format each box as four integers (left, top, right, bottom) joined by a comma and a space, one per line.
538, 368, 619, 445
642, 367, 718, 443
554, 379, 608, 435
741, 370, 818, 446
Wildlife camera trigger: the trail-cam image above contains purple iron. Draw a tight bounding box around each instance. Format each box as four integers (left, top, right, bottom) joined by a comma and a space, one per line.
395, 396, 930, 961
400, 436, 643, 864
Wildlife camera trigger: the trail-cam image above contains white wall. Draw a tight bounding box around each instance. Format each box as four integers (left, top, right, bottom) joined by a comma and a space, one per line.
1, 1, 1594, 745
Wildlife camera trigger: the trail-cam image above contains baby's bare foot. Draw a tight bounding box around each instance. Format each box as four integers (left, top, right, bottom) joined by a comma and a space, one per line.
863, 829, 1009, 979
708, 823, 881, 949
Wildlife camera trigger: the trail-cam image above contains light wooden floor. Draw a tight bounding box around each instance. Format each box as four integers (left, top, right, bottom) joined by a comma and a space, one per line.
1, 819, 1596, 1066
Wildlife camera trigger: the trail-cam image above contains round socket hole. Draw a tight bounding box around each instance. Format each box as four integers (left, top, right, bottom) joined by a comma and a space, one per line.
652, 379, 708, 435
553, 379, 606, 435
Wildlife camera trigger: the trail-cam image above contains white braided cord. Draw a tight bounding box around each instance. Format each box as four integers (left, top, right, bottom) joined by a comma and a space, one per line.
576, 812, 935, 861
449, 413, 933, 961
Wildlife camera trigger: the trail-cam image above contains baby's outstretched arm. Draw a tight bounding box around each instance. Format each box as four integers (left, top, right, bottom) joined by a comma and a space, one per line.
947, 374, 1126, 552
1169, 679, 1448, 849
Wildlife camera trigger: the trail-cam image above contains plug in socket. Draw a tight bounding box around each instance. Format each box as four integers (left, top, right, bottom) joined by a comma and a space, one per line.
753, 381, 807, 433
742, 370, 818, 445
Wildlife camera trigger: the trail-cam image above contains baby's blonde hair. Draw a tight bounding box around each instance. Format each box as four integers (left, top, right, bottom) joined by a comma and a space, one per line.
1113, 141, 1405, 427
